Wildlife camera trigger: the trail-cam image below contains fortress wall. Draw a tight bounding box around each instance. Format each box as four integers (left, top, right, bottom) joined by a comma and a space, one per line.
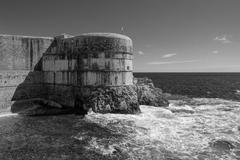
37, 33, 135, 107
0, 35, 52, 70
42, 33, 134, 87
42, 52, 133, 86
0, 33, 135, 110
0, 35, 53, 110
42, 54, 133, 71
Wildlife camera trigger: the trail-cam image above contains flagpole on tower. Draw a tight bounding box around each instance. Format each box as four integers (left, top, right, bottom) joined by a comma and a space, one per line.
121, 26, 124, 34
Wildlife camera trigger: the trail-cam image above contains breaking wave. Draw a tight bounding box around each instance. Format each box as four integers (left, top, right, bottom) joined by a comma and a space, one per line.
0, 113, 18, 118
83, 98, 240, 159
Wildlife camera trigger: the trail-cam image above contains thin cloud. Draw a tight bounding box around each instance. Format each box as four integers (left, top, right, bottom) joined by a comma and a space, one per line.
147, 60, 199, 65
202, 65, 240, 69
137, 50, 144, 55
162, 53, 177, 58
214, 35, 232, 44
212, 50, 219, 54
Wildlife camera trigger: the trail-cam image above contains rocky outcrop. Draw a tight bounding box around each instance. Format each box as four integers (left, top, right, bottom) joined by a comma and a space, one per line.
210, 140, 235, 153
79, 77, 169, 114
84, 86, 140, 114
11, 98, 73, 116
134, 77, 169, 107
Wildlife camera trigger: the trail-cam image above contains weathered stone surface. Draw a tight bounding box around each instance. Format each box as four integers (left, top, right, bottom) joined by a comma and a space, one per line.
0, 87, 15, 112
210, 140, 235, 153
0, 35, 53, 112
77, 77, 169, 114
11, 98, 73, 116
43, 33, 134, 87
134, 77, 169, 107
0, 35, 52, 70
84, 86, 140, 114
53, 33, 133, 53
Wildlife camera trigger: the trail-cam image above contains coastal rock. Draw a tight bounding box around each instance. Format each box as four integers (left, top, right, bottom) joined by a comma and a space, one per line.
134, 77, 169, 107
85, 86, 140, 114
210, 140, 235, 152
86, 77, 169, 114
11, 98, 73, 116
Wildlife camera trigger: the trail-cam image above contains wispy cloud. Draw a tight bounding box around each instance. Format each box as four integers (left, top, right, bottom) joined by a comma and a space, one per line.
138, 50, 144, 55
212, 50, 219, 54
162, 53, 177, 58
214, 35, 232, 44
147, 60, 199, 65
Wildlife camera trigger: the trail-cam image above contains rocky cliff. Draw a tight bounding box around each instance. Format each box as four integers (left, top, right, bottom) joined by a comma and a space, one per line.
134, 77, 169, 107
85, 86, 140, 114
83, 77, 169, 114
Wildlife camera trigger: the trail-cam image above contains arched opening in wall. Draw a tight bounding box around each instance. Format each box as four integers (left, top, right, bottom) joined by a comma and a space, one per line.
74, 97, 88, 115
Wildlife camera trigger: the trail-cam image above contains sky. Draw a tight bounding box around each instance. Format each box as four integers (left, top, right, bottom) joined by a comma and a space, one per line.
1, 0, 240, 72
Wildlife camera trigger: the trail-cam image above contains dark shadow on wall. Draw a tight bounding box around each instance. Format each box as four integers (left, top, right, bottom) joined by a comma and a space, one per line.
10, 39, 80, 116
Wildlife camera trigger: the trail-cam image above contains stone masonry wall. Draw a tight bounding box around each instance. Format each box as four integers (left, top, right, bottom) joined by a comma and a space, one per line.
0, 35, 53, 111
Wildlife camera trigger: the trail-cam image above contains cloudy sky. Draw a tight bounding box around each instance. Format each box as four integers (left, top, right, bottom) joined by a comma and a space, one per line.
1, 0, 240, 72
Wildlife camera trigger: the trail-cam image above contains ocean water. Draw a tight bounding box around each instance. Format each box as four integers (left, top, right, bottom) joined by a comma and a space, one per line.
134, 72, 240, 101
0, 99, 240, 160
0, 73, 240, 160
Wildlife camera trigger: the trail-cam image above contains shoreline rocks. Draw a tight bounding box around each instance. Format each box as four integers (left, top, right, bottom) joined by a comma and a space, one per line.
84, 77, 169, 114
85, 86, 140, 114
134, 77, 169, 107
11, 98, 74, 116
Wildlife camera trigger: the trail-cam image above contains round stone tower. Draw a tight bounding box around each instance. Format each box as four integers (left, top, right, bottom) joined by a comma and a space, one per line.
42, 33, 133, 86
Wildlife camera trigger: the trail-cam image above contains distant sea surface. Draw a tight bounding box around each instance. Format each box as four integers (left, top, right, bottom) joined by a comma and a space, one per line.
134, 72, 240, 101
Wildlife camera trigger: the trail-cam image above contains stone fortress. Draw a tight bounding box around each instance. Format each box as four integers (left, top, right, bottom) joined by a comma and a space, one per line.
0, 33, 168, 115
43, 33, 133, 87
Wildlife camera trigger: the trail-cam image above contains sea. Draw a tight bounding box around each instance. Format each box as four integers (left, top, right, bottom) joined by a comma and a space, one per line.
134, 72, 240, 101
0, 72, 240, 160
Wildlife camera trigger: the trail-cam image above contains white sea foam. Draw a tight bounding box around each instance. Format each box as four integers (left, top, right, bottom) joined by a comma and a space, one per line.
84, 98, 240, 159
0, 113, 18, 118
235, 90, 240, 95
